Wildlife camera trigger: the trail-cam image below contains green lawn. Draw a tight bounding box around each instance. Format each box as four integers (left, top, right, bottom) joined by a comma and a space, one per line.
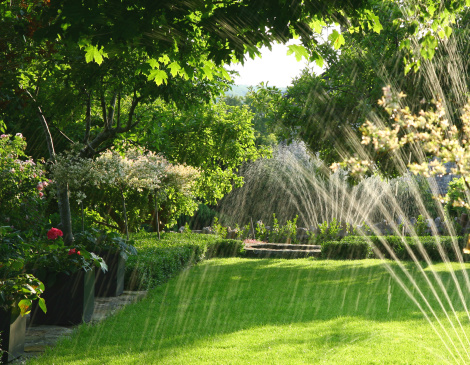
30, 259, 470, 364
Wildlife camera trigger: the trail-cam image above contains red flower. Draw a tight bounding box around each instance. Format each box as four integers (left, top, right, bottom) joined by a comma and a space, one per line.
47, 227, 63, 240
68, 248, 81, 256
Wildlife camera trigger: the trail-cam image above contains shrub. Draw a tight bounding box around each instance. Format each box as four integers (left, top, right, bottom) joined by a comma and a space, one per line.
245, 214, 299, 243
211, 217, 227, 238
321, 240, 373, 260
368, 236, 466, 262
310, 217, 343, 243
321, 236, 466, 262
125, 232, 244, 290
415, 215, 428, 236
205, 239, 245, 258
445, 177, 467, 219
0, 134, 48, 233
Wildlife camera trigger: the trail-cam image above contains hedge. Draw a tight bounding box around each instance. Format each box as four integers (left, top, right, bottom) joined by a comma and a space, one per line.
321, 236, 467, 262
125, 232, 245, 290
321, 240, 373, 260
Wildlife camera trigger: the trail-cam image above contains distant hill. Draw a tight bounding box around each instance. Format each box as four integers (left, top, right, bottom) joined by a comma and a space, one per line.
225, 85, 251, 97
225, 84, 287, 97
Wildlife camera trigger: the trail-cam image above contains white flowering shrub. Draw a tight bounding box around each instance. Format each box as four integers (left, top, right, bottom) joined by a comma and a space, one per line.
52, 146, 200, 232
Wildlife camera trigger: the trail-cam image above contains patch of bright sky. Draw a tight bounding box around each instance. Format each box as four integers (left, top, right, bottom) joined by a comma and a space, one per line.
228, 39, 323, 88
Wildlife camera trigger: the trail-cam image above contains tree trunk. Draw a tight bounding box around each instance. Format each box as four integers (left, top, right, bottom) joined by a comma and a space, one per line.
57, 183, 74, 244
30, 93, 74, 244
120, 189, 129, 241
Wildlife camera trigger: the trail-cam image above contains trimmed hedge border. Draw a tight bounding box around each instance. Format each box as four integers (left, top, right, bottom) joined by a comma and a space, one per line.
321, 236, 467, 261
125, 233, 245, 290
125, 233, 468, 290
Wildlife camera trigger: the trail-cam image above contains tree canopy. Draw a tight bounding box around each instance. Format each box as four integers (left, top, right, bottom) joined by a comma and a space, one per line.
2, 0, 469, 240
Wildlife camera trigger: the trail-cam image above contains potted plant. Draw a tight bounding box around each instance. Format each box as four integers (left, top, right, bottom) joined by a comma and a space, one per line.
75, 229, 137, 297
0, 258, 46, 364
27, 228, 107, 326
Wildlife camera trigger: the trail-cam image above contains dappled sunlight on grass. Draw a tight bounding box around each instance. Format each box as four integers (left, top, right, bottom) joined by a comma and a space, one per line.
30, 258, 470, 364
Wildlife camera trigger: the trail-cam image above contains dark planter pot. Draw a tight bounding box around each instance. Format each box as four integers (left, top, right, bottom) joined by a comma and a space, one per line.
0, 307, 26, 363
94, 250, 125, 297
30, 270, 94, 326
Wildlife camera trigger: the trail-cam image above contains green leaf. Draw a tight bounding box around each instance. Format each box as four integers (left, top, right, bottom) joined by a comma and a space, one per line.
310, 51, 324, 68
309, 18, 325, 34
38, 297, 47, 314
220, 68, 231, 81
399, 39, 411, 50
148, 58, 159, 69
365, 10, 383, 33
420, 34, 437, 60
18, 299, 32, 316
287, 44, 309, 62
148, 69, 168, 85
158, 54, 171, 65
404, 61, 414, 75
444, 26, 453, 38
202, 66, 213, 80
84, 45, 108, 65
328, 30, 345, 50
168, 61, 182, 77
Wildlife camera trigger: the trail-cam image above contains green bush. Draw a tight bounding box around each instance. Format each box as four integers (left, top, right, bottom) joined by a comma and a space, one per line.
367, 236, 466, 262
205, 239, 245, 258
250, 214, 299, 243
321, 236, 466, 262
445, 177, 467, 219
310, 217, 344, 243
125, 232, 244, 290
321, 240, 373, 259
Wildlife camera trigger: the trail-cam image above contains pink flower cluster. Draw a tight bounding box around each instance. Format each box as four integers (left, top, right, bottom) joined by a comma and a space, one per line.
243, 239, 267, 244
37, 181, 50, 198
47, 227, 63, 240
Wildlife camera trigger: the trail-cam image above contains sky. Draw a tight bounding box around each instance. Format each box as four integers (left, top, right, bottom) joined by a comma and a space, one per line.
228, 40, 323, 88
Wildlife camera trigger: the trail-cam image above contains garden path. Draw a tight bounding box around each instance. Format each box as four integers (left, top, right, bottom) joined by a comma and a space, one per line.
11, 290, 147, 364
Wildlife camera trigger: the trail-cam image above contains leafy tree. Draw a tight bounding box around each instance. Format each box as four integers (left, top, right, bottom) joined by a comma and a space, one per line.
333, 86, 470, 239
1, 0, 463, 243
244, 83, 285, 147
276, 1, 470, 173
136, 100, 270, 205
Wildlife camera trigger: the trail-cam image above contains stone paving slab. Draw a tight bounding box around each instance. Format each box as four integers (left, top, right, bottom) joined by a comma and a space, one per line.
244, 247, 321, 258
10, 290, 147, 364
244, 242, 321, 258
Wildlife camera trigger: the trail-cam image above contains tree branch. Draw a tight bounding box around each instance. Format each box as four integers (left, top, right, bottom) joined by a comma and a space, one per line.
100, 90, 107, 129
25, 90, 56, 161
51, 126, 75, 144
107, 92, 117, 127
91, 219, 121, 231
83, 93, 91, 144
116, 92, 122, 130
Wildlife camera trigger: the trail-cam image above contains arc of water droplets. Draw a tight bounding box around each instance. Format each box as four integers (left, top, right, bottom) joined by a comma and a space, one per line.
358, 174, 470, 362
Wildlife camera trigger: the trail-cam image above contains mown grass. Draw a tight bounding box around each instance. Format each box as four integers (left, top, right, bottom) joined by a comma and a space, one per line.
29, 258, 470, 364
